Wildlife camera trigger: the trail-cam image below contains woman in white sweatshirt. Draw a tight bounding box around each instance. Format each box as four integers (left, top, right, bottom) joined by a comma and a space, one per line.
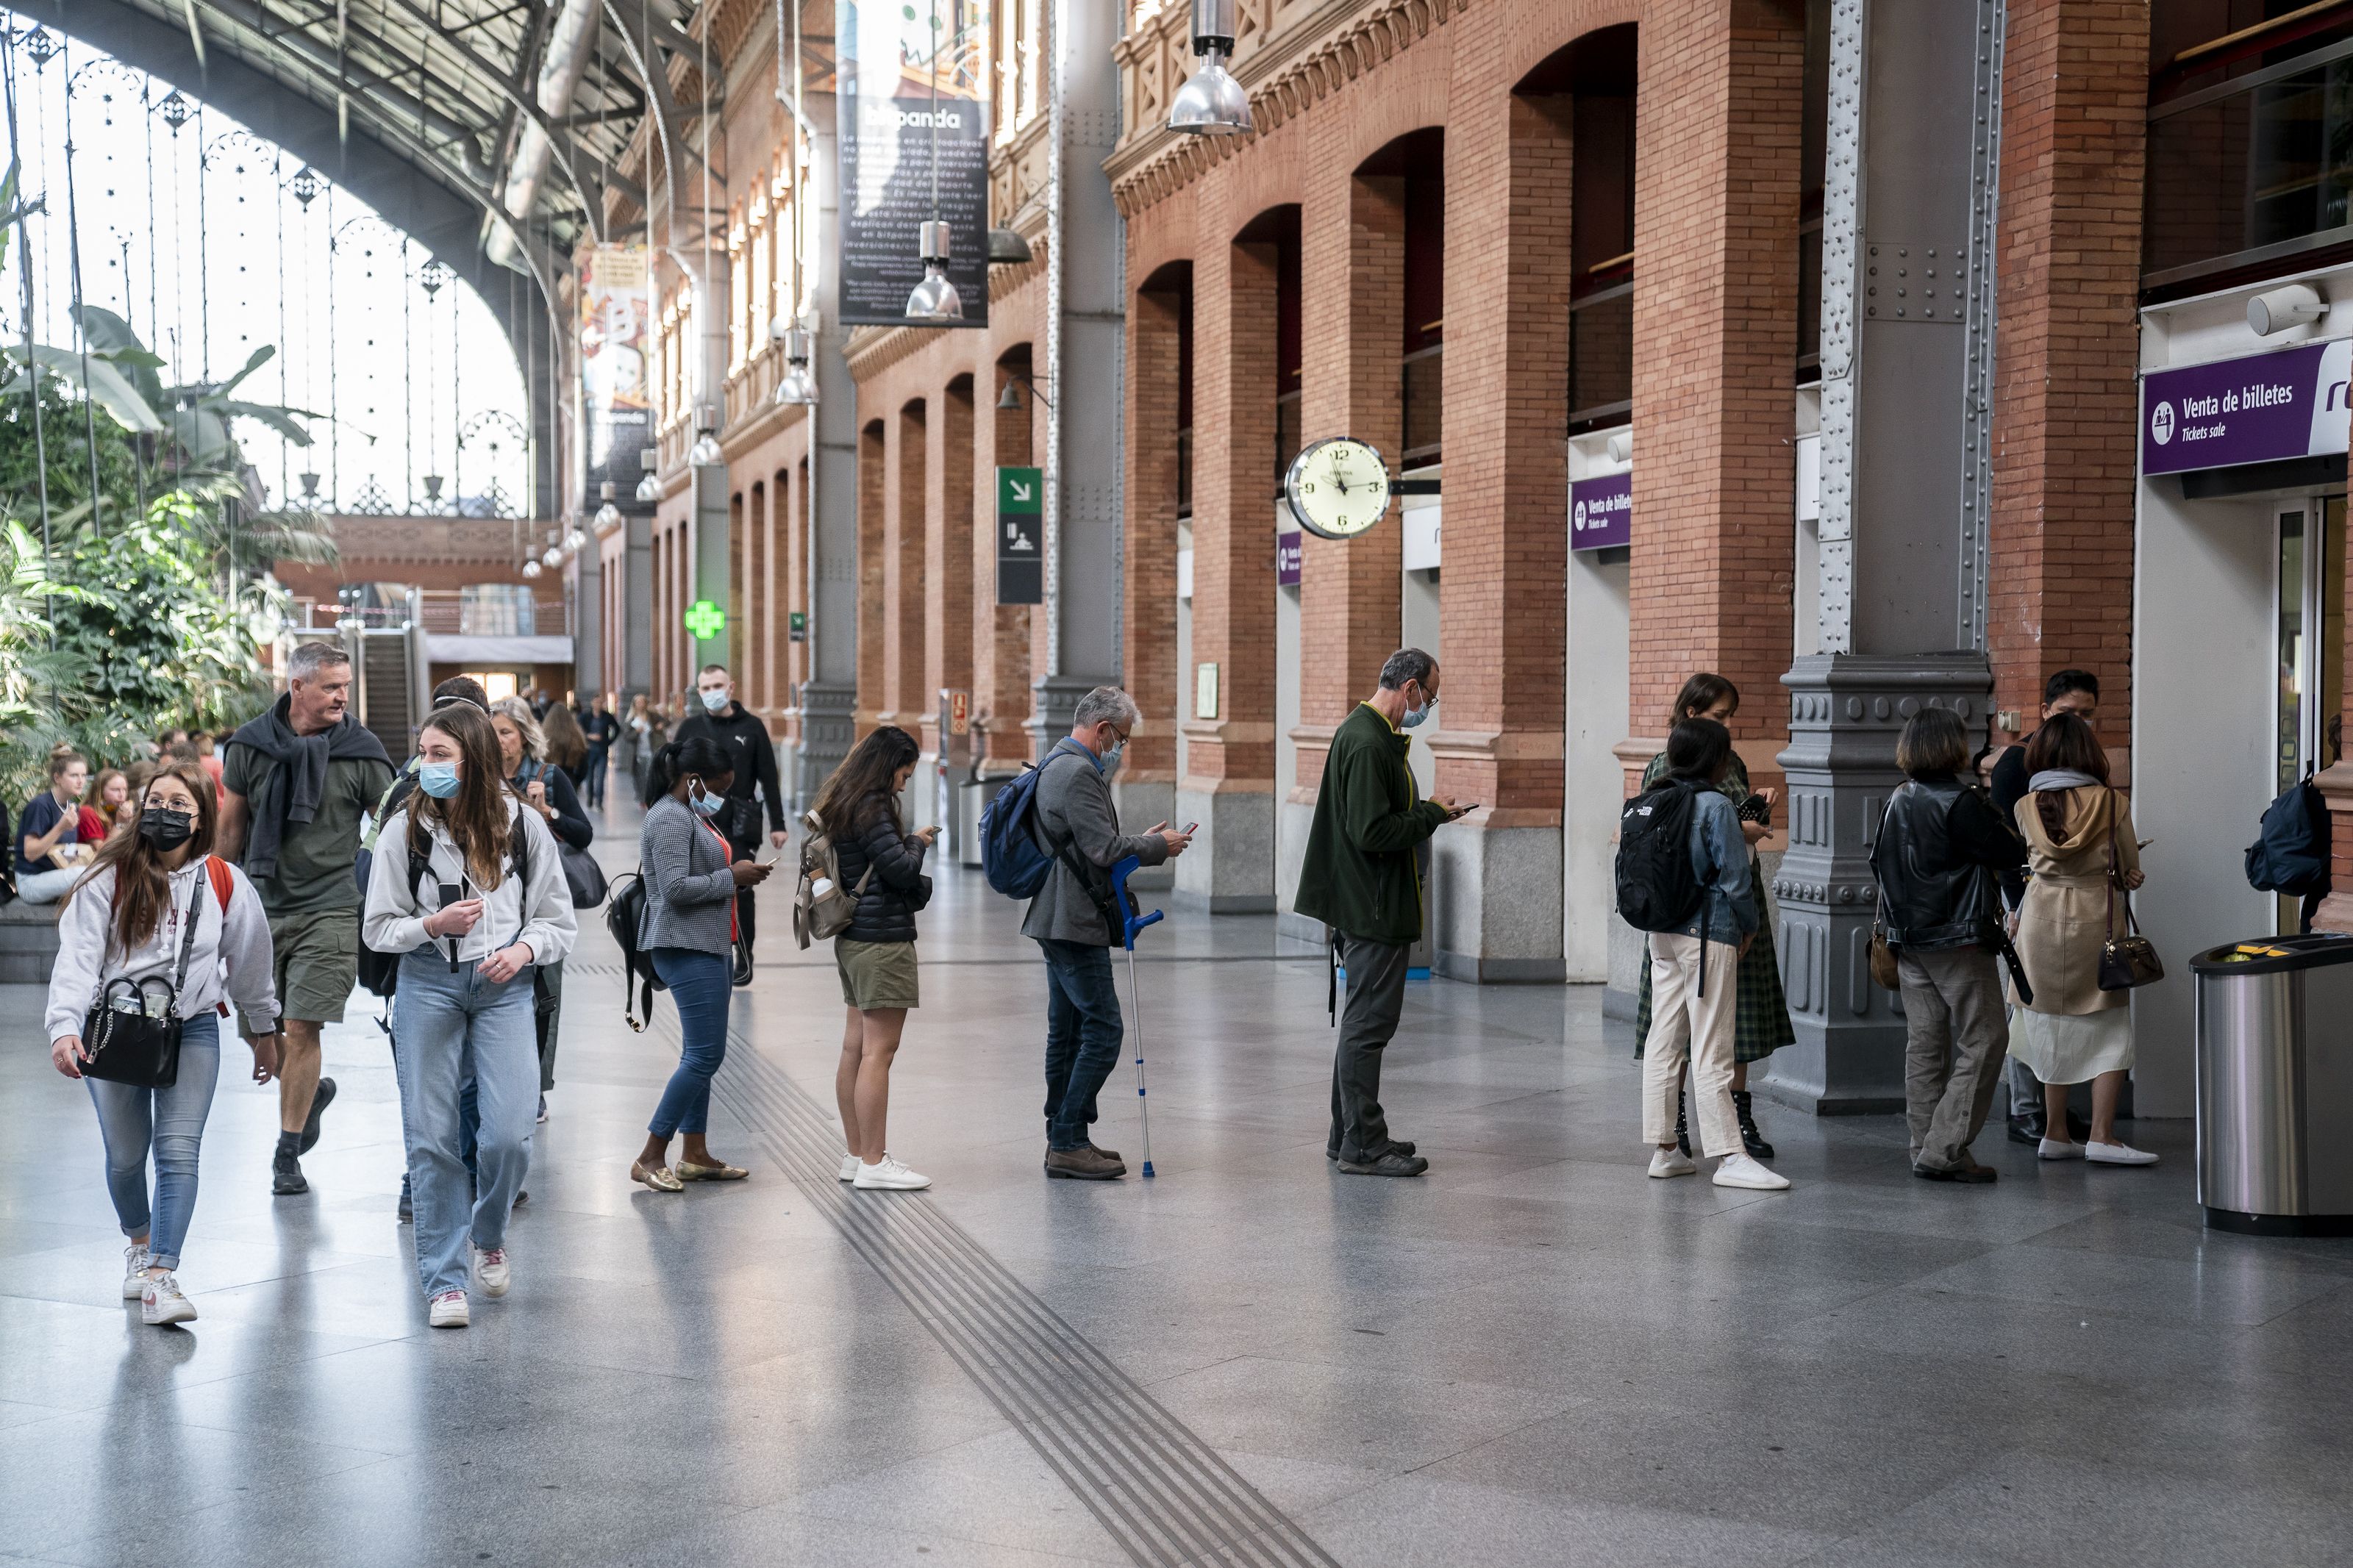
363, 701, 575, 1328
46, 763, 282, 1327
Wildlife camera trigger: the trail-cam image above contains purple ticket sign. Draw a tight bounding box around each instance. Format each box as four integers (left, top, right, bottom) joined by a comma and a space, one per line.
1277, 531, 1302, 586
2141, 340, 2351, 476
1570, 471, 1632, 551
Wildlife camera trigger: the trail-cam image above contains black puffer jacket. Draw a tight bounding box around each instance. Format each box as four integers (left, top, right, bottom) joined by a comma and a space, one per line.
831, 792, 931, 945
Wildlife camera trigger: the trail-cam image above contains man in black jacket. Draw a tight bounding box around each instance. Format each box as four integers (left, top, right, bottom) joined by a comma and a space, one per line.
673, 663, 788, 977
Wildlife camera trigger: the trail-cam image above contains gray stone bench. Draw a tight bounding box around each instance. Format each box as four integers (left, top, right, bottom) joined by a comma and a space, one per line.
0, 897, 62, 985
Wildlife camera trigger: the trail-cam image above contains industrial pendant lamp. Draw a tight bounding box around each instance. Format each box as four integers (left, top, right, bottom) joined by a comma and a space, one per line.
635, 450, 660, 503
593, 480, 622, 533
904, 0, 964, 322
773, 326, 818, 406
688, 409, 724, 465
1168, 0, 1253, 136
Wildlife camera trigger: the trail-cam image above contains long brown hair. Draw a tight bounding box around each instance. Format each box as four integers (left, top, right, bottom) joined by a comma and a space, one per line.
2024, 711, 2108, 838
541, 700, 588, 768
813, 724, 918, 840
70, 762, 218, 960
408, 704, 516, 889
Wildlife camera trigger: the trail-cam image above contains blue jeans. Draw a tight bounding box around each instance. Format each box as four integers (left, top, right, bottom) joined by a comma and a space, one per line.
391, 951, 538, 1300
582, 743, 610, 806
1038, 939, 1124, 1151
649, 948, 732, 1136
86, 1012, 219, 1271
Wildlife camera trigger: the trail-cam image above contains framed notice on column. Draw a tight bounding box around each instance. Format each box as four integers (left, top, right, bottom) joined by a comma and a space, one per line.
579, 245, 651, 497
838, 0, 990, 326
998, 466, 1043, 604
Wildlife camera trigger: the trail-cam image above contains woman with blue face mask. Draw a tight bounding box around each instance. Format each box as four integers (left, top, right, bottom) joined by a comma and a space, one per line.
631, 737, 773, 1192
363, 704, 577, 1328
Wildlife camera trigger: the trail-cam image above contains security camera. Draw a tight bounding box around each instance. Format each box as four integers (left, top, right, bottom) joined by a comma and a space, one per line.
2249, 283, 2328, 336
1605, 431, 1632, 465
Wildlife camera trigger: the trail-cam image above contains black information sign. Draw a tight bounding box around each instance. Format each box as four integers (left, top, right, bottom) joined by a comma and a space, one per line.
838, 1, 990, 328
997, 465, 1043, 605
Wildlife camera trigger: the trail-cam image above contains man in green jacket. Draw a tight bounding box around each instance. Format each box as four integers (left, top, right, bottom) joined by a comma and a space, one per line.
1296, 648, 1466, 1176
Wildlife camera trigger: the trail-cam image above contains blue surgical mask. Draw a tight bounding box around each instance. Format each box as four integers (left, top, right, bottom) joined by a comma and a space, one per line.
690, 782, 726, 817
700, 688, 730, 714
1101, 741, 1125, 768
418, 762, 462, 799
1401, 690, 1434, 729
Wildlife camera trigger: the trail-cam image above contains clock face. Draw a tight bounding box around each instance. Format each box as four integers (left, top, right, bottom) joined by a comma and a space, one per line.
1283, 437, 1392, 541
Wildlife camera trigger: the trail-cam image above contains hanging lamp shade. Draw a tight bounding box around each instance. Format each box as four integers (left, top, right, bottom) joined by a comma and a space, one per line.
543, 545, 565, 568
521, 559, 543, 579
689, 429, 724, 465
904, 221, 963, 323
774, 327, 818, 407
1168, 0, 1253, 136
635, 472, 660, 502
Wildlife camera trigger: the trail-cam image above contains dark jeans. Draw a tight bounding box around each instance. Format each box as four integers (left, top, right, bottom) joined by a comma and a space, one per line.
582, 742, 610, 806
726, 830, 761, 959
1328, 933, 1410, 1162
649, 947, 732, 1136
1038, 938, 1124, 1151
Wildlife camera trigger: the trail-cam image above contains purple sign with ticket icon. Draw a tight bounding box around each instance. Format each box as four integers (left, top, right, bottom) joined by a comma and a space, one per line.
2142, 340, 2351, 475
1570, 471, 1632, 551
1277, 531, 1302, 586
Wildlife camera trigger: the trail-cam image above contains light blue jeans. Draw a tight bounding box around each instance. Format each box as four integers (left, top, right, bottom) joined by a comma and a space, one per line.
391, 951, 537, 1300
86, 1012, 220, 1271
18, 866, 81, 903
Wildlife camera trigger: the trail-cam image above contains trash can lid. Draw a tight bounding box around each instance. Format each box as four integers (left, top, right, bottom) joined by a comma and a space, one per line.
2189, 933, 2353, 975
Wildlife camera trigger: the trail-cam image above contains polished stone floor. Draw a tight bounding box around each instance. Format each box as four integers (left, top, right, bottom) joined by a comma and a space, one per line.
4, 806, 2352, 1567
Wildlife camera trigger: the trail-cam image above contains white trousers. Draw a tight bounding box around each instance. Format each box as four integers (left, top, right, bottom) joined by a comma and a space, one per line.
1640, 932, 1742, 1157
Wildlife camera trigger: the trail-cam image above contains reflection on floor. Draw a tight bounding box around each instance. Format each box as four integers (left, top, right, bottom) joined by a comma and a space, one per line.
3, 807, 2351, 1567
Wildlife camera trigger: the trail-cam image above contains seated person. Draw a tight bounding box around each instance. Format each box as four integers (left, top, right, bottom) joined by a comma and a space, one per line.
18, 748, 94, 903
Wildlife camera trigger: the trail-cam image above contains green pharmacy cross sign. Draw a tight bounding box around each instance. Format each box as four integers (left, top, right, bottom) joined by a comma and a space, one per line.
685, 598, 728, 641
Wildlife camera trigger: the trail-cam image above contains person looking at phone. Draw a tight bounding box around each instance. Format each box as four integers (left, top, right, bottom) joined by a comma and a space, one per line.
1295, 648, 1468, 1178
362, 702, 576, 1328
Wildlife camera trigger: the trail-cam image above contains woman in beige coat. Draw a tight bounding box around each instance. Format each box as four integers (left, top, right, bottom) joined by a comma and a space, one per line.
2009, 713, 2155, 1167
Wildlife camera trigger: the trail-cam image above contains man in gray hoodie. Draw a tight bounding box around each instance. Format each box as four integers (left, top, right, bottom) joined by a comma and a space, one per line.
1022, 687, 1191, 1178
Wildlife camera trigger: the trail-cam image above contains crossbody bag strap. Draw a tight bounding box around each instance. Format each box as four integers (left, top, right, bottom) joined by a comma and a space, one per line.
163, 863, 209, 1008
2104, 792, 2132, 939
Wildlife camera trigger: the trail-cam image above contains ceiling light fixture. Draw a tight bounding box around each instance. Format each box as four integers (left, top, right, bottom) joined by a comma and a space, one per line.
904, 0, 964, 323
1168, 0, 1253, 136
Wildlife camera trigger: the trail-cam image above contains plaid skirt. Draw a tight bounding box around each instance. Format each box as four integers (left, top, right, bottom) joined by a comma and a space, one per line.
1632, 910, 1795, 1064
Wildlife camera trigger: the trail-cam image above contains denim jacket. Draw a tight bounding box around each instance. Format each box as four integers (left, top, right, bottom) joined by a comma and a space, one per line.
1669, 788, 1757, 942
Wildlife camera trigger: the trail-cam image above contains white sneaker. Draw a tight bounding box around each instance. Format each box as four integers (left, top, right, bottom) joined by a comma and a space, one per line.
2038, 1136, 2086, 1161
2085, 1140, 2158, 1167
1648, 1148, 1697, 1179
1713, 1152, 1791, 1191
839, 1153, 860, 1183
428, 1289, 470, 1328
853, 1154, 931, 1191
140, 1272, 196, 1326
471, 1244, 511, 1297
122, 1243, 151, 1300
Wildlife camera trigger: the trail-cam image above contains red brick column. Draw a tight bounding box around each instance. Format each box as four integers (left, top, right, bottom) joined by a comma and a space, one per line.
856, 419, 886, 735
1990, 0, 2148, 773
924, 377, 977, 766
882, 399, 928, 733
1125, 277, 1187, 790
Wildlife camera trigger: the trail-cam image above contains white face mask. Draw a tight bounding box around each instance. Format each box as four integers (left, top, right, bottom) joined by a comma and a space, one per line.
699, 687, 730, 714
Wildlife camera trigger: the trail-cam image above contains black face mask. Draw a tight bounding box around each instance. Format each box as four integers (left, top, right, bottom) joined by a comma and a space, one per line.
139, 806, 195, 852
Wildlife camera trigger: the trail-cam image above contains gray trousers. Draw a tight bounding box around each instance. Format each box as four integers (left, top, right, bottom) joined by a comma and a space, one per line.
1897, 945, 2010, 1172
1328, 934, 1410, 1162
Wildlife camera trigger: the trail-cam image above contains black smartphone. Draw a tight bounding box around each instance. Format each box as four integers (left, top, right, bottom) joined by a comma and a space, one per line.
1738, 794, 1772, 827
438, 882, 464, 969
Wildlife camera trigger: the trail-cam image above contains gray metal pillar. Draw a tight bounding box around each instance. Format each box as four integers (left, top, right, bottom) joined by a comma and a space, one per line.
1025, 0, 1126, 762
624, 512, 654, 700
690, 462, 730, 677
1767, 0, 2005, 1113
573, 531, 603, 703
797, 86, 859, 805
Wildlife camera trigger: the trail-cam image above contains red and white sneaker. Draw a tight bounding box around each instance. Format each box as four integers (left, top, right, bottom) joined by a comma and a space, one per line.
141, 1272, 197, 1326
471, 1245, 511, 1297
428, 1289, 470, 1328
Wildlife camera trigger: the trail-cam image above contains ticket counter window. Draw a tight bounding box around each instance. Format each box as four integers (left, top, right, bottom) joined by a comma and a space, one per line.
2277, 496, 2346, 931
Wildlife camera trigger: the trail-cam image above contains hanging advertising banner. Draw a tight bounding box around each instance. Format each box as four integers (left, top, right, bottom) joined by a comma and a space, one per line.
838, 0, 990, 327
1570, 470, 1632, 551
998, 466, 1043, 604
2140, 340, 2352, 476
579, 244, 653, 501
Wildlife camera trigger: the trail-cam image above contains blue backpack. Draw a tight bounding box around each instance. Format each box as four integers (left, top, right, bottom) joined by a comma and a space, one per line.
979, 761, 1060, 898
2246, 773, 2332, 899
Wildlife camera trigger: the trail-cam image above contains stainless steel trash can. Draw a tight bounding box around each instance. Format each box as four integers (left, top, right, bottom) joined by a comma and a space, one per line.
2190, 933, 2353, 1236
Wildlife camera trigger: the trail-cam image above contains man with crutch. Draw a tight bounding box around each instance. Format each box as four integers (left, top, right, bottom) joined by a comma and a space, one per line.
1022, 687, 1192, 1179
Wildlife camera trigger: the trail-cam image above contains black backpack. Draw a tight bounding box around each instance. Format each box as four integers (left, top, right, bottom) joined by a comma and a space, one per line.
2246, 773, 2332, 898
356, 810, 536, 1001
1615, 780, 1709, 935
604, 868, 667, 1031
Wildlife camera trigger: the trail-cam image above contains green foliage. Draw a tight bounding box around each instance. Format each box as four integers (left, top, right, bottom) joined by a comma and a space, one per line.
0, 366, 144, 532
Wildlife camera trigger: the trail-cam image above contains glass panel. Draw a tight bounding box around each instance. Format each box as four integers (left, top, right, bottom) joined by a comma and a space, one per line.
1568, 284, 1633, 426
1274, 393, 1302, 494
2146, 50, 2353, 280
2280, 509, 2308, 934
1176, 426, 1193, 518
1401, 348, 1443, 463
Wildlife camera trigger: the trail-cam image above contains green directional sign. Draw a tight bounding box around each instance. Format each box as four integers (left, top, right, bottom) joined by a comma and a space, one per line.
684, 598, 727, 641
997, 465, 1043, 606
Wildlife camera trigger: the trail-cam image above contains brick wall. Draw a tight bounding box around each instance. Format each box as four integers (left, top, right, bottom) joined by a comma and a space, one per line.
1125, 273, 1188, 784
857, 420, 886, 734
924, 378, 979, 759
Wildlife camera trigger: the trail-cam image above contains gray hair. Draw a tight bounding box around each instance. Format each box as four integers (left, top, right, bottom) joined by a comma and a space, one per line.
488, 695, 546, 762
1073, 685, 1141, 731
1377, 648, 1437, 691
286, 641, 349, 684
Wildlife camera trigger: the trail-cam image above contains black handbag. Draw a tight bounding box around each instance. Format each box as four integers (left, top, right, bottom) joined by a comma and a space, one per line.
79, 871, 208, 1089
558, 841, 608, 909
2098, 808, 2163, 992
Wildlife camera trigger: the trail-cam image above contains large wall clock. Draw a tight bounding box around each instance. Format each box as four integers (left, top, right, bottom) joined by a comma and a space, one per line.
1282, 437, 1392, 541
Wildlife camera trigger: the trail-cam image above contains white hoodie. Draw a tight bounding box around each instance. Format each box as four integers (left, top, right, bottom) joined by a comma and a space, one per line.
361, 799, 577, 967
46, 857, 280, 1046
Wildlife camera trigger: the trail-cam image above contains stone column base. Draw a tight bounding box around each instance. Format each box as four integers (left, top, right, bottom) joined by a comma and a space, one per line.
1112, 773, 1176, 890
1429, 815, 1566, 983
795, 681, 857, 806
1276, 797, 1315, 915
1172, 783, 1275, 913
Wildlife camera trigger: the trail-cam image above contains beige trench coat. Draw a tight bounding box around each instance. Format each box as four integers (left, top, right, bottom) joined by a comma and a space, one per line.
2013, 786, 2141, 1017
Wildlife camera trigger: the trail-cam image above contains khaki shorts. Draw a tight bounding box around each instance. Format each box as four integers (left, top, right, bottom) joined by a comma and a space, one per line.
271, 907, 360, 1025
835, 937, 919, 1011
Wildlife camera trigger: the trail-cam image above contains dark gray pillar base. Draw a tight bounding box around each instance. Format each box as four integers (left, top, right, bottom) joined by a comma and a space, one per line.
1025, 674, 1105, 763
795, 680, 857, 805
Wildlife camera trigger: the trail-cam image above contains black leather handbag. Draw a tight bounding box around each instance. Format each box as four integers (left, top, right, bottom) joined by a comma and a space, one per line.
2098, 811, 2163, 992
79, 872, 207, 1089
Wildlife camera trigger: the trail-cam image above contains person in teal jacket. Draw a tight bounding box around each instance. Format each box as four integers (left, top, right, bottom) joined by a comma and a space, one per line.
1295, 648, 1468, 1176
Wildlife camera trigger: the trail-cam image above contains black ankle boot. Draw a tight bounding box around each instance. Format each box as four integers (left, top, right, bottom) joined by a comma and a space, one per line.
1675, 1091, 1690, 1157
1732, 1091, 1774, 1160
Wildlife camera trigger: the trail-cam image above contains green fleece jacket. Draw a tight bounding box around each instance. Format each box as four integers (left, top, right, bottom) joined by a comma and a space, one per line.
1294, 701, 1451, 945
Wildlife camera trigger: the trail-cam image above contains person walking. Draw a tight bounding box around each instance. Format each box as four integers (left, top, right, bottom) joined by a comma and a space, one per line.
17, 747, 95, 903
491, 697, 592, 1120
1296, 650, 1466, 1178
363, 701, 575, 1328
1871, 708, 2029, 1183
623, 694, 663, 801
221, 641, 396, 1196
580, 695, 619, 809
632, 736, 771, 1192
1630, 674, 1792, 1159
815, 726, 937, 1190
2008, 712, 2157, 1167
542, 700, 591, 793
672, 664, 788, 977
1023, 687, 1189, 1179
46, 763, 283, 1326
1636, 717, 1790, 1189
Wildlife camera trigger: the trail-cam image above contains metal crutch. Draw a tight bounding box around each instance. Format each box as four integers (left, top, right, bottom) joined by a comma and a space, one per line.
1109, 855, 1163, 1177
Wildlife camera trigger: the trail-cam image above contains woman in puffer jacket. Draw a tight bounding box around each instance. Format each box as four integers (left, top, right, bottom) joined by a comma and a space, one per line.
811, 724, 934, 1191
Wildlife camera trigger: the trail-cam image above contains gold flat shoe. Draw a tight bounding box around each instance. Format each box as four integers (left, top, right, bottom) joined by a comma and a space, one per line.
630, 1160, 684, 1192
674, 1159, 749, 1182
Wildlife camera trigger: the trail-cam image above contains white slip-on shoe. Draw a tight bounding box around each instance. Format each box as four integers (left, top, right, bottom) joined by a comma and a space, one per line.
122, 1243, 151, 1300
854, 1155, 932, 1191
2038, 1136, 2086, 1161
1713, 1152, 1792, 1191
2085, 1140, 2158, 1167
428, 1289, 470, 1328
839, 1153, 860, 1183
471, 1245, 511, 1297
1648, 1148, 1697, 1179
140, 1272, 196, 1327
